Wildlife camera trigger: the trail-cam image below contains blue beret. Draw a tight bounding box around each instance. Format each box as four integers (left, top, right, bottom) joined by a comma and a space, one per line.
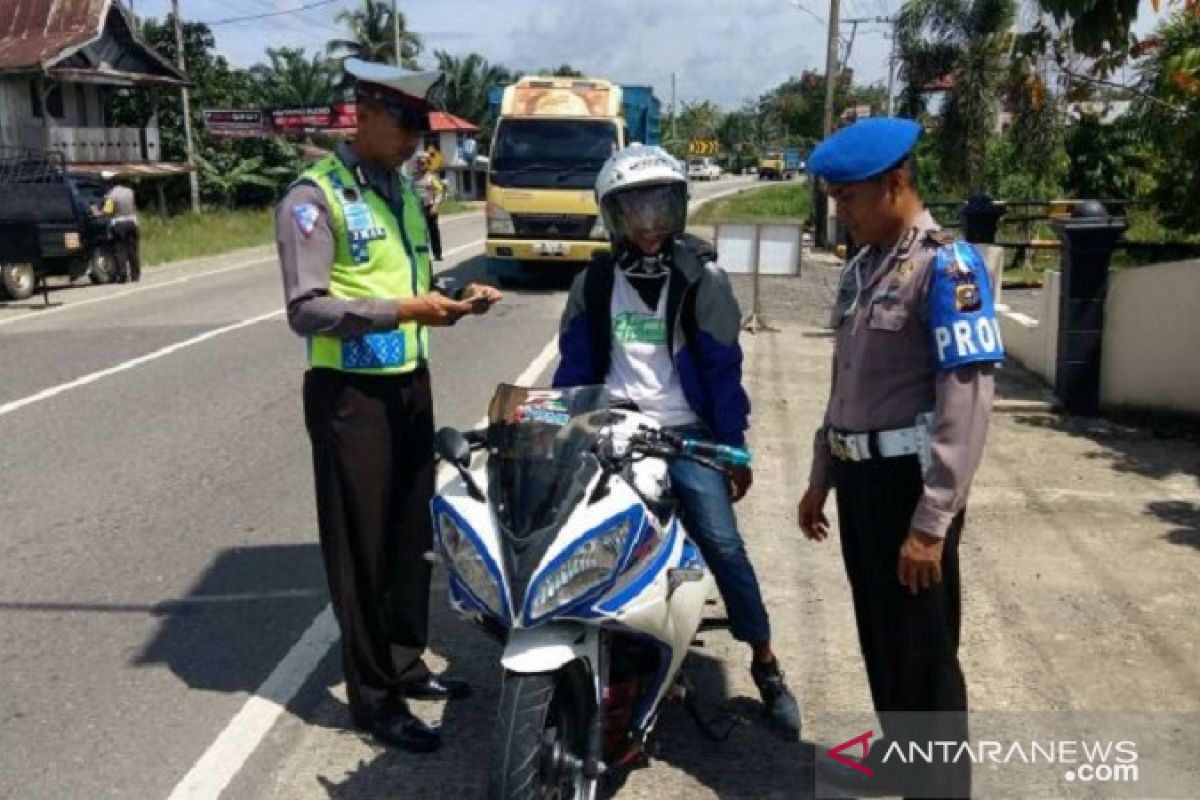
808, 117, 922, 184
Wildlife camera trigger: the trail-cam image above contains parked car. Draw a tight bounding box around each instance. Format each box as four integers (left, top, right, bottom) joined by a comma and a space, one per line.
687, 157, 722, 181
0, 148, 117, 300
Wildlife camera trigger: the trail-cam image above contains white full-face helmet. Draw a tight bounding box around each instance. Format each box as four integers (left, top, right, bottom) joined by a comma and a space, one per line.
595, 145, 689, 260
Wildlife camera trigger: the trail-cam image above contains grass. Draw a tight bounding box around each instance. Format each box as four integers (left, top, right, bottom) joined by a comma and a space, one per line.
689, 181, 812, 226
139, 202, 484, 267
140, 208, 276, 266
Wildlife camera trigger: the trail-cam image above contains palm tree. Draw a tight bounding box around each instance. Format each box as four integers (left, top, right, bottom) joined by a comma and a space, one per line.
433, 50, 516, 125
896, 0, 1017, 193
249, 48, 338, 107
327, 0, 423, 71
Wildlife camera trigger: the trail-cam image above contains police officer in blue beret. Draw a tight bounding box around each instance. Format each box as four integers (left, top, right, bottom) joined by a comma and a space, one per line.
797, 118, 1004, 796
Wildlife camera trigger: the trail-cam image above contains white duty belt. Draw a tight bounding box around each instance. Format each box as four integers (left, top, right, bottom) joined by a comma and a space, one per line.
828, 412, 934, 471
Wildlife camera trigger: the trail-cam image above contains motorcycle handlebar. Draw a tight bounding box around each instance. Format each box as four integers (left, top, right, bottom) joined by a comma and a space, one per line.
633, 427, 750, 470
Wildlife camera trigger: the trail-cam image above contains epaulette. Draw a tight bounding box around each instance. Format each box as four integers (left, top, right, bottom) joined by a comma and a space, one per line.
926, 229, 957, 247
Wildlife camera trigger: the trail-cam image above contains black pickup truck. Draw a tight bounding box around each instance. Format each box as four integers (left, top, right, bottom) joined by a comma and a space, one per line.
0, 148, 118, 301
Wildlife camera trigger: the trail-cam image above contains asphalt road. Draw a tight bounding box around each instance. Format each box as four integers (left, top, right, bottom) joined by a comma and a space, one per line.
0, 176, 757, 800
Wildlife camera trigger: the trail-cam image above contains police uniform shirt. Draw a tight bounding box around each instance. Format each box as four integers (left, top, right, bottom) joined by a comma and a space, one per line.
276, 142, 410, 338
810, 210, 997, 538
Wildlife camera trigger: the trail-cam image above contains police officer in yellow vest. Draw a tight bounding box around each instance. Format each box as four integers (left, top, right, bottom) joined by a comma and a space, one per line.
276, 58, 502, 753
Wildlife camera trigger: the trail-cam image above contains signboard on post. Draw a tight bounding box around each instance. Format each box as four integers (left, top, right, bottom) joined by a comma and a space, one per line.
270, 103, 357, 134
688, 139, 719, 156
202, 110, 267, 139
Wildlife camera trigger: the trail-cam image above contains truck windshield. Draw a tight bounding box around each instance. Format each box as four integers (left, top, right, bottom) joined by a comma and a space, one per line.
491, 119, 618, 189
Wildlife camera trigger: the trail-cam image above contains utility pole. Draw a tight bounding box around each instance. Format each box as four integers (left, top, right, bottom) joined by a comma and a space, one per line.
171, 0, 200, 213
886, 28, 897, 116
821, 0, 841, 139
392, 0, 401, 66
670, 72, 677, 143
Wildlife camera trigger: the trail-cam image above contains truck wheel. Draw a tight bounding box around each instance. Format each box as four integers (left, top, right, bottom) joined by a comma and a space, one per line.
88, 248, 118, 285
1, 263, 36, 301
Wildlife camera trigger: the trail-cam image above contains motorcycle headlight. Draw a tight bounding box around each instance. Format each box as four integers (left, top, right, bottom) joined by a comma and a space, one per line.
437, 511, 505, 618
486, 202, 515, 236
528, 516, 635, 622
589, 216, 608, 240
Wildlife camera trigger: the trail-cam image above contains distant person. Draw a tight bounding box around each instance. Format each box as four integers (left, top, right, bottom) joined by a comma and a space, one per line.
411, 152, 445, 261
101, 171, 140, 283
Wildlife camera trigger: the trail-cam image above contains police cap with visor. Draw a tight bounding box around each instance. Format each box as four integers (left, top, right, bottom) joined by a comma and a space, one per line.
343, 58, 447, 133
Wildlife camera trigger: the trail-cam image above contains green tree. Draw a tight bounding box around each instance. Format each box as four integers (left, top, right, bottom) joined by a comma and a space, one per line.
112, 15, 266, 210
327, 0, 423, 71
195, 153, 276, 207
897, 0, 1017, 194
534, 64, 585, 77
249, 47, 338, 107
1134, 9, 1200, 231
433, 50, 516, 145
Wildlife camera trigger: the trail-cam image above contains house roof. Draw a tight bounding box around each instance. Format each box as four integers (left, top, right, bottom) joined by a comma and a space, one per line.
0, 0, 185, 84
429, 111, 479, 133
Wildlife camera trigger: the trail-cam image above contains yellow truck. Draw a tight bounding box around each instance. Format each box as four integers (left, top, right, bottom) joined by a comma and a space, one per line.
485, 76, 661, 284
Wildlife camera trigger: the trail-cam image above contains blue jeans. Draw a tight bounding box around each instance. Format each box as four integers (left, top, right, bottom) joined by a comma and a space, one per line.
668, 425, 771, 645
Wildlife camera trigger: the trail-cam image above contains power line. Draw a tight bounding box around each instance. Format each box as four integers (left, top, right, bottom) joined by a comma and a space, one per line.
202, 0, 341, 27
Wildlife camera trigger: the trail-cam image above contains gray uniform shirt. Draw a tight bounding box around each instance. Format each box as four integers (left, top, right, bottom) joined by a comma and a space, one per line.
106, 185, 137, 224
276, 143, 408, 338
809, 210, 995, 538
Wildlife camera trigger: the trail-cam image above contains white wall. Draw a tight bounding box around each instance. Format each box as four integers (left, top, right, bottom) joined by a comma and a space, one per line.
996, 270, 1059, 389
1102, 260, 1200, 413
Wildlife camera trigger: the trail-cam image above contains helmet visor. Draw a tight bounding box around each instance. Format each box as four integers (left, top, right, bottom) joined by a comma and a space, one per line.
604, 183, 688, 243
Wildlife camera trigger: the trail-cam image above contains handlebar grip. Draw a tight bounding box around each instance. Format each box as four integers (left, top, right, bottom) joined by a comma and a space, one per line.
682, 440, 752, 468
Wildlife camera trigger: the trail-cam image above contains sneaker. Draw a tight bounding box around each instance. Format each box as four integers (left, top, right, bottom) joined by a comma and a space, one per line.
751, 658, 802, 741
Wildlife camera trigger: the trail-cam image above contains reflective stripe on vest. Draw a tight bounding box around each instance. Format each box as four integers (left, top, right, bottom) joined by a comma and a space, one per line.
301, 156, 432, 374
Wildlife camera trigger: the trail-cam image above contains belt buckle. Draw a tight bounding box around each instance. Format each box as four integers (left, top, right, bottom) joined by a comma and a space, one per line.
829, 432, 848, 461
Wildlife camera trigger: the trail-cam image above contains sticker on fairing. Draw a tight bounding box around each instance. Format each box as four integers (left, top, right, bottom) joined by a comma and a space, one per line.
927, 241, 1005, 370
291, 203, 320, 236
509, 394, 571, 426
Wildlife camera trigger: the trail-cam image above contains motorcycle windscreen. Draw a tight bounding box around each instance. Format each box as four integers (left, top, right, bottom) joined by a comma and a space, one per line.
486, 384, 611, 539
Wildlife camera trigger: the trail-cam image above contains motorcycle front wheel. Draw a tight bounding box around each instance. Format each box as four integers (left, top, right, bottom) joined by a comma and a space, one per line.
490, 662, 597, 800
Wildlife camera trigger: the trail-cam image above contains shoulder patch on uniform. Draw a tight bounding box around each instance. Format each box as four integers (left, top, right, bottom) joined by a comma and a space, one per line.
927, 241, 1005, 370
291, 202, 321, 237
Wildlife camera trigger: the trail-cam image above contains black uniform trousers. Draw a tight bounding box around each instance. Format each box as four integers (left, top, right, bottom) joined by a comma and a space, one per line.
833, 454, 971, 798
112, 221, 141, 282
423, 208, 442, 260
303, 366, 436, 725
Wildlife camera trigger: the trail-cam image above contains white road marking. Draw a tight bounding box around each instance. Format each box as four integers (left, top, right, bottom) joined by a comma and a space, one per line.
0, 232, 488, 330
164, 334, 560, 800
0, 309, 284, 419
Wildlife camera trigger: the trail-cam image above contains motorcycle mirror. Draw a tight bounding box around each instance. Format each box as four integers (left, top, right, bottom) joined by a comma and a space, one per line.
435, 427, 471, 469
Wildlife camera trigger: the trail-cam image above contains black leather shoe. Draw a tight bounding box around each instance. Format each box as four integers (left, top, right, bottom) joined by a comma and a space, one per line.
398, 673, 471, 700
358, 708, 442, 753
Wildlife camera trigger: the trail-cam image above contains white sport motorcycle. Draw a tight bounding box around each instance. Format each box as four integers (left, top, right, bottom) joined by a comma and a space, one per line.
431, 384, 750, 799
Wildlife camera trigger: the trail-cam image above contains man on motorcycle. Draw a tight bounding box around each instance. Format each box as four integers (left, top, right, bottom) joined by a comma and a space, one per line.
553, 145, 802, 740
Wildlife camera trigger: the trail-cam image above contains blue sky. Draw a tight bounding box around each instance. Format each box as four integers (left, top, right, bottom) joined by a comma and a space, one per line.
129, 0, 1173, 111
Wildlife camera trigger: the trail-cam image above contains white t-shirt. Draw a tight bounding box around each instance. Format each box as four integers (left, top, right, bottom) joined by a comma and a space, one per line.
605, 270, 700, 428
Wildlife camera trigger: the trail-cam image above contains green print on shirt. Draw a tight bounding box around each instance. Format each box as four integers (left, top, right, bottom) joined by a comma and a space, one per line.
613, 312, 668, 345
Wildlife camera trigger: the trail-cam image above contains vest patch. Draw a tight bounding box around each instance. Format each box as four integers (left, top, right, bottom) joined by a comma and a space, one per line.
342, 332, 406, 369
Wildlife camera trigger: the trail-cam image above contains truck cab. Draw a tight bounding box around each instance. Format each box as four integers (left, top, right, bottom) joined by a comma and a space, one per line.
485, 77, 660, 285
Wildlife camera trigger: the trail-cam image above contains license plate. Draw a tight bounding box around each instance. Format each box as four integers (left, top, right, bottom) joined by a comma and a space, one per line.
534, 242, 567, 256
64, 232, 81, 250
